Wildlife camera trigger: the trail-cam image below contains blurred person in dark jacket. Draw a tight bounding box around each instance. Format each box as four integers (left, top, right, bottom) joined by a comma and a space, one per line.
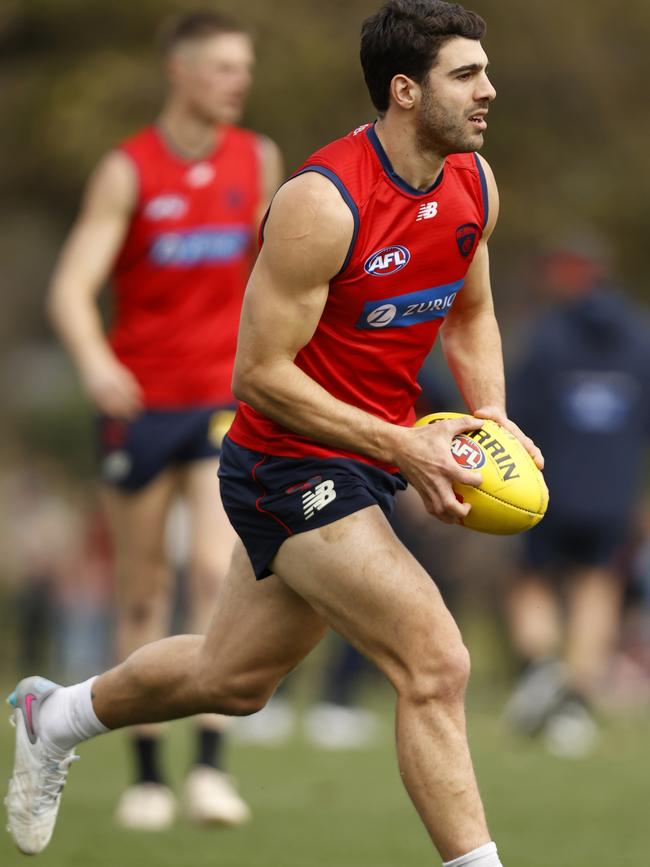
504, 240, 650, 756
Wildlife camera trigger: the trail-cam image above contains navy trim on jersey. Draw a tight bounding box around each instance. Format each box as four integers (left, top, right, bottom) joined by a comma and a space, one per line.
473, 153, 489, 228
366, 124, 444, 197
291, 166, 360, 275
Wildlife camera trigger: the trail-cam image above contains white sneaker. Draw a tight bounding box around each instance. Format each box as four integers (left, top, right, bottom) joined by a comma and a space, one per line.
232, 698, 295, 746
303, 702, 379, 749
503, 659, 567, 736
542, 699, 599, 759
5, 676, 79, 855
114, 783, 176, 831
182, 767, 251, 826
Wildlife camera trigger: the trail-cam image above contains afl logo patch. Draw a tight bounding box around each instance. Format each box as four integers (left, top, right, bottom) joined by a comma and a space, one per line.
144, 194, 188, 221
364, 245, 410, 277
450, 435, 486, 469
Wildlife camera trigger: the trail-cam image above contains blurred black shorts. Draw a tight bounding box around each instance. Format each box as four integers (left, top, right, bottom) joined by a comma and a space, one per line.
97, 406, 235, 492
521, 513, 629, 572
218, 436, 407, 580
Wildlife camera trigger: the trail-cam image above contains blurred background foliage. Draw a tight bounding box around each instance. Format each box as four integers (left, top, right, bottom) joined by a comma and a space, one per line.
1, 0, 649, 473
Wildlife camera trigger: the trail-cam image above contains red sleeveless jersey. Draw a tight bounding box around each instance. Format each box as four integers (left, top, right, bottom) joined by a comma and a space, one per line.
110, 125, 262, 407
229, 123, 488, 467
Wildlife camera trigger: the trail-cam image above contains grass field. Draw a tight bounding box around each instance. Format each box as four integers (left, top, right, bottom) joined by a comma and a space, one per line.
1, 683, 649, 867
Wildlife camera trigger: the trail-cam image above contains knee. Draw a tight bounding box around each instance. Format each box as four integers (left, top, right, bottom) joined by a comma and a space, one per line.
195, 663, 276, 717
203, 685, 271, 717
118, 591, 170, 628
394, 640, 471, 707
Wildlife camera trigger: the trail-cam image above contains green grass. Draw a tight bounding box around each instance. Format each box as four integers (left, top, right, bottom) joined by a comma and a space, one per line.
1, 687, 649, 867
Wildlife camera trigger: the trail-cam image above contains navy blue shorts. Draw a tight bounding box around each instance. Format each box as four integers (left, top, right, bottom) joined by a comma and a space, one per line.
97, 406, 235, 492
218, 436, 407, 580
521, 514, 629, 572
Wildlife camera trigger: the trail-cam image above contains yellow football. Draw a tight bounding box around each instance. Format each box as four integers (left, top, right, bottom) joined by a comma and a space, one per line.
414, 412, 549, 535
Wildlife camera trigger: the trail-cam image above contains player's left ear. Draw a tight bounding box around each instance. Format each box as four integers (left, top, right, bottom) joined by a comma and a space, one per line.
390, 74, 419, 111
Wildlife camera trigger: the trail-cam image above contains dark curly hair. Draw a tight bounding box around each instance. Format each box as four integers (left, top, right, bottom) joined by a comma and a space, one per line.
361, 0, 486, 113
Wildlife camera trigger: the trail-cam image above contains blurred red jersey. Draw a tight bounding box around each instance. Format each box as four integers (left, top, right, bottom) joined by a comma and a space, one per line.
110, 125, 262, 407
229, 122, 488, 468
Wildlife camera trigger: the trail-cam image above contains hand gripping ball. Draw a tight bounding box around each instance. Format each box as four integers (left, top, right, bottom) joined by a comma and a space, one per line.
415, 412, 549, 534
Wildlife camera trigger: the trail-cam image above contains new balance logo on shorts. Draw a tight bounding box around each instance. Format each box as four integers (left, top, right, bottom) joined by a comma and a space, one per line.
302, 480, 337, 520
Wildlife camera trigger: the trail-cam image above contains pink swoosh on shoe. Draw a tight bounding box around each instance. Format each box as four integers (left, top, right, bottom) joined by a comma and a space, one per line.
24, 694, 37, 736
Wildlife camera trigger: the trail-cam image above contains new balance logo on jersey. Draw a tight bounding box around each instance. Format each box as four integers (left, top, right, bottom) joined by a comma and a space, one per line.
416, 201, 438, 221
302, 480, 336, 520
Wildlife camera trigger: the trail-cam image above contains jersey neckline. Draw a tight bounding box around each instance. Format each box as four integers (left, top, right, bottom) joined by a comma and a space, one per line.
153, 123, 229, 165
365, 123, 445, 198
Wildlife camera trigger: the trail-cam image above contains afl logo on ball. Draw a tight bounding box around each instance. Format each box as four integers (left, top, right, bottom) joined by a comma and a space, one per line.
364, 245, 410, 276
451, 435, 486, 469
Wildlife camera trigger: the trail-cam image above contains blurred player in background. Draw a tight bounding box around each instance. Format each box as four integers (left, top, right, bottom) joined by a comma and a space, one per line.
504, 240, 650, 756
8, 3, 541, 865
46, 9, 282, 829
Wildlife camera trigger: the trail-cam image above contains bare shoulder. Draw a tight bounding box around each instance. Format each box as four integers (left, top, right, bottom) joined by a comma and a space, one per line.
474, 153, 499, 237
256, 133, 282, 165
261, 171, 355, 280
266, 171, 353, 243
256, 133, 284, 196
83, 150, 137, 215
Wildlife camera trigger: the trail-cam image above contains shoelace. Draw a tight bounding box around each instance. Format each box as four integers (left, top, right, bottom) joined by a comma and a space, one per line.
33, 754, 79, 815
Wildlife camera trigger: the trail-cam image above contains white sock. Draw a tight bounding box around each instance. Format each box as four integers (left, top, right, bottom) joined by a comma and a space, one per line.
443, 842, 503, 867
39, 677, 110, 752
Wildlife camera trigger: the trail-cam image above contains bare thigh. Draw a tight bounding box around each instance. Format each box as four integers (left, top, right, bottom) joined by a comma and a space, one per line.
271, 505, 464, 690
101, 469, 179, 655
198, 540, 328, 707
181, 458, 237, 631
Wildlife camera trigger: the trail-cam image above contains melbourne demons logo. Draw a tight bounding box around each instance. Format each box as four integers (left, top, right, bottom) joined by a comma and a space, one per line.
456, 223, 480, 258
364, 245, 411, 277
450, 435, 486, 469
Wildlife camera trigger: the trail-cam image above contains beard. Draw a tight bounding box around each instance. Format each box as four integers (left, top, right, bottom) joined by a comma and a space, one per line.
415, 82, 484, 157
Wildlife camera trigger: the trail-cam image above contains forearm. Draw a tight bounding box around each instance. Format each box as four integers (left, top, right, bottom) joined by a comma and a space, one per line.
235, 361, 405, 464
440, 309, 506, 413
48, 283, 114, 372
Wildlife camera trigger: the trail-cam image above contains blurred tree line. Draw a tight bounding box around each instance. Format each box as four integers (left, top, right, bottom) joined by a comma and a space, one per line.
2, 0, 650, 339
1, 0, 649, 469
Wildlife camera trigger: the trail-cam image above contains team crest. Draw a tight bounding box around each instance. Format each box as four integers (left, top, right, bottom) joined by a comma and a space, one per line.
456, 223, 479, 258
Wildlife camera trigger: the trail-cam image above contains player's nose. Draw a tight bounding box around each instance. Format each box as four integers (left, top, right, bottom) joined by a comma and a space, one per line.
480, 74, 497, 102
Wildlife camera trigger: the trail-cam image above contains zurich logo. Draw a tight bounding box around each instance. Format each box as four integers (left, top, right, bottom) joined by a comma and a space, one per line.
366, 304, 397, 328
364, 245, 410, 277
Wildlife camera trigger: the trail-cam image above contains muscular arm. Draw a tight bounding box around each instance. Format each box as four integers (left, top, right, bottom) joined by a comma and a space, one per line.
46, 152, 143, 418
439, 155, 504, 413
439, 157, 543, 468
233, 173, 483, 522
234, 172, 402, 462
